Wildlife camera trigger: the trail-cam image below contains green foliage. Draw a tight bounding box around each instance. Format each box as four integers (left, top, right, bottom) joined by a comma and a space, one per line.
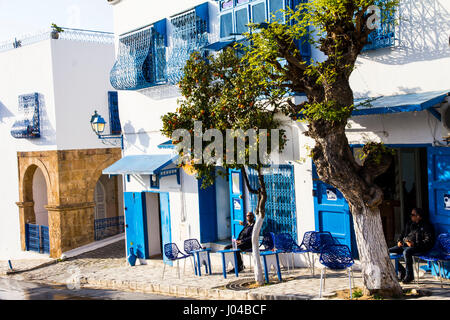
161, 49, 289, 188
352, 288, 363, 298
359, 142, 395, 164
51, 23, 64, 33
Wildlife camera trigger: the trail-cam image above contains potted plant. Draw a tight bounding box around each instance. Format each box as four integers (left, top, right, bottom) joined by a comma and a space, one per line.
51, 23, 64, 39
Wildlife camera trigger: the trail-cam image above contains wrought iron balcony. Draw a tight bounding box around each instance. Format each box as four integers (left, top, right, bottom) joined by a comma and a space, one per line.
110, 20, 168, 91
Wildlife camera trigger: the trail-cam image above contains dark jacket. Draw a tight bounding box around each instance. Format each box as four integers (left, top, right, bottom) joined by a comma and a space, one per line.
237, 222, 254, 246
397, 219, 435, 252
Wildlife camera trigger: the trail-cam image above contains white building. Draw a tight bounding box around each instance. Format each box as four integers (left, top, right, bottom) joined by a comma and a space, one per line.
107, 0, 450, 277
0, 27, 124, 259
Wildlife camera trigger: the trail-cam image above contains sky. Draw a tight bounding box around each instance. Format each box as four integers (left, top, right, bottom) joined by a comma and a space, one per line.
0, 0, 114, 42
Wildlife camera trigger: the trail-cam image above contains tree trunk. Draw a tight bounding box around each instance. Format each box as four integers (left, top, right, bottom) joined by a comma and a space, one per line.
350, 202, 403, 297
252, 214, 265, 285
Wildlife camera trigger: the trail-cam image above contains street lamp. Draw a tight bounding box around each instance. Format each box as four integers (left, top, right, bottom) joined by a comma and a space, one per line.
90, 110, 124, 149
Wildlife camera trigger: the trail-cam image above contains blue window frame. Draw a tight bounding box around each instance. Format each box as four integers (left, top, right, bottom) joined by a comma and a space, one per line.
251, 1, 267, 24
220, 12, 234, 38
235, 6, 250, 35
108, 91, 121, 135
268, 0, 285, 23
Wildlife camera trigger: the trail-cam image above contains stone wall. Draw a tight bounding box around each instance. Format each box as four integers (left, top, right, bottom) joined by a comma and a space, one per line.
16, 148, 122, 258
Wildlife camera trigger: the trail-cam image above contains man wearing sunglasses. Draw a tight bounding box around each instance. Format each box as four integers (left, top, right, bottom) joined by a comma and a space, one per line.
224, 211, 255, 273
389, 208, 435, 284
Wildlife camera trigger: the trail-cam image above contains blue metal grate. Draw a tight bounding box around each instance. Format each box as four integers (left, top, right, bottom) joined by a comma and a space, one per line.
108, 91, 121, 135
94, 216, 125, 241
40, 226, 50, 254
248, 165, 298, 240
166, 4, 210, 85
10, 93, 41, 139
363, 0, 395, 51
110, 22, 167, 90
25, 224, 41, 253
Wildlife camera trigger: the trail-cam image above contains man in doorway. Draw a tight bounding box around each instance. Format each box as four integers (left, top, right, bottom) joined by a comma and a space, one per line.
224, 211, 255, 273
389, 208, 435, 284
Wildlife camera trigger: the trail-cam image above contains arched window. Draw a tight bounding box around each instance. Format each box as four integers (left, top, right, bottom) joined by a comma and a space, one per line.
94, 181, 106, 220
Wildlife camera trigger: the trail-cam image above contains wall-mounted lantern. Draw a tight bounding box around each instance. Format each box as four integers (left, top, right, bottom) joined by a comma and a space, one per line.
90, 110, 123, 149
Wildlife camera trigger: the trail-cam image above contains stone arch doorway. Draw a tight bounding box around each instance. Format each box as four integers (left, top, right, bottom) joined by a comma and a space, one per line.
18, 163, 52, 254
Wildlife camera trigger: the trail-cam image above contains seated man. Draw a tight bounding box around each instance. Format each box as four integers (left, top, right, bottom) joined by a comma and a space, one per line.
389, 208, 435, 284
224, 211, 255, 273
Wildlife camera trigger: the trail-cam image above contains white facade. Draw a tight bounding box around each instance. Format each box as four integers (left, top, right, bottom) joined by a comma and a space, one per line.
0, 31, 118, 259
109, 0, 450, 264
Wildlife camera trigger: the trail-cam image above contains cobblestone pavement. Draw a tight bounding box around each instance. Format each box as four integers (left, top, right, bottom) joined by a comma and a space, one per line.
2, 240, 449, 300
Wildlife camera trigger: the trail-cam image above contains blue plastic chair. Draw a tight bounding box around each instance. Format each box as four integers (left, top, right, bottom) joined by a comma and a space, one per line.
293, 231, 317, 275
274, 233, 305, 272
162, 243, 191, 280
243, 232, 276, 271
318, 244, 355, 299
307, 231, 337, 276
184, 238, 211, 276
414, 233, 450, 288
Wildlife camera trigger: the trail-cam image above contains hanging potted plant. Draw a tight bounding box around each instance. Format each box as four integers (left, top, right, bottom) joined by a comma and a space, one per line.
51, 23, 64, 39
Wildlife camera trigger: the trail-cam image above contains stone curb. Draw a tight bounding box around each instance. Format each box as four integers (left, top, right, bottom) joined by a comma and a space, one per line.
82, 277, 308, 300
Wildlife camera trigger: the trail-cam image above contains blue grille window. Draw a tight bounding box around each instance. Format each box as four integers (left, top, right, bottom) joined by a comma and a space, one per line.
363, 0, 395, 51
252, 2, 267, 24
248, 165, 298, 240
110, 21, 167, 90
235, 8, 249, 35
167, 3, 210, 85
10, 93, 41, 139
108, 91, 121, 135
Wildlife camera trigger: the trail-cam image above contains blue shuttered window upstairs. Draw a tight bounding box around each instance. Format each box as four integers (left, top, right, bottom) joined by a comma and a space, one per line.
108, 91, 121, 135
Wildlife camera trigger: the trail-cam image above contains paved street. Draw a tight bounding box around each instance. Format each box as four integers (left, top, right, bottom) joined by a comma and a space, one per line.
0, 278, 186, 300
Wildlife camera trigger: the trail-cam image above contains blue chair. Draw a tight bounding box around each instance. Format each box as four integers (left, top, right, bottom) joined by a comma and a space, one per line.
274, 233, 305, 272
414, 233, 450, 288
162, 243, 191, 280
184, 238, 212, 276
318, 244, 355, 299
308, 231, 337, 276
293, 231, 317, 275
243, 232, 276, 271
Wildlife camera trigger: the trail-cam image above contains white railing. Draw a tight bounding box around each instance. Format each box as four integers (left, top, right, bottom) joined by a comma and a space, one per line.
0, 27, 115, 53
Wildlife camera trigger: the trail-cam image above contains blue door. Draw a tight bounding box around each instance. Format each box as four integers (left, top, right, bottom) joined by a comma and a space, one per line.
312, 163, 358, 257
229, 169, 245, 239
124, 192, 148, 259
427, 147, 450, 278
159, 192, 172, 266
198, 181, 218, 243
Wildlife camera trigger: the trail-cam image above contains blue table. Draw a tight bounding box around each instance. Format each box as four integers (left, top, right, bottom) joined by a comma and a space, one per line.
260, 250, 283, 283
192, 248, 212, 276
390, 253, 402, 275
218, 249, 241, 278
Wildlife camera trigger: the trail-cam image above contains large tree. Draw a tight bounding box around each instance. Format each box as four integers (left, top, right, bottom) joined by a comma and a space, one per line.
242, 0, 402, 296
161, 49, 289, 285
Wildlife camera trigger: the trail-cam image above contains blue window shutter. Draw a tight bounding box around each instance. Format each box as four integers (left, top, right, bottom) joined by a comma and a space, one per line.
108, 91, 121, 135
251, 2, 266, 24
220, 12, 233, 38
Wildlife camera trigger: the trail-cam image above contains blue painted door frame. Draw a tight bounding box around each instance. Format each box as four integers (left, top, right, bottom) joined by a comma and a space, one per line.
312, 163, 358, 258
159, 192, 172, 266
229, 169, 245, 239
124, 192, 149, 259
427, 146, 450, 278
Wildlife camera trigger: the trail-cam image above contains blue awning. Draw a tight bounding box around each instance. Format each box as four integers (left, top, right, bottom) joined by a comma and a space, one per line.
203, 40, 236, 51
352, 91, 449, 116
158, 140, 176, 149
103, 154, 178, 175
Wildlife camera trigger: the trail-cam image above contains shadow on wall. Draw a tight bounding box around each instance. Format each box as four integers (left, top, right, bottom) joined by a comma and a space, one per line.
122, 120, 152, 153
0, 100, 14, 123
359, 0, 450, 65
30, 94, 56, 146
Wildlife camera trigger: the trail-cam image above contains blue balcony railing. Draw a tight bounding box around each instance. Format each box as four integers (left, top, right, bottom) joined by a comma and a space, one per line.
110, 20, 168, 91
363, 0, 395, 51
94, 216, 125, 241
167, 2, 210, 85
